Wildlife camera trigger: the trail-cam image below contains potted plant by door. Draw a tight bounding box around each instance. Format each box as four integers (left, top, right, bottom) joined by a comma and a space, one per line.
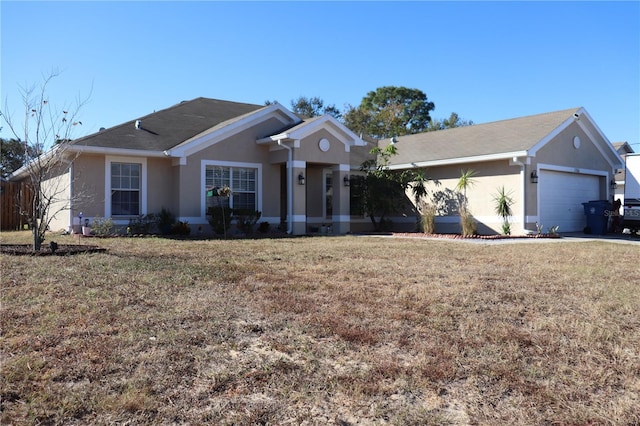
82, 218, 92, 236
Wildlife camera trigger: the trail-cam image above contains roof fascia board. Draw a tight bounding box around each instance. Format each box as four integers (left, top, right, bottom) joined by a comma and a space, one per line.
8, 144, 70, 180
577, 120, 624, 171
576, 109, 624, 169
387, 150, 528, 170
170, 103, 300, 158
579, 108, 623, 159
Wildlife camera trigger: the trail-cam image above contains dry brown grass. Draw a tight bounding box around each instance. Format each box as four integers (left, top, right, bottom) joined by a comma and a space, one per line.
1, 231, 639, 425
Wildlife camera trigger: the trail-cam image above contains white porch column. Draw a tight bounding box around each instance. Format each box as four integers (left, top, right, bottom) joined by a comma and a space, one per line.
291, 160, 307, 235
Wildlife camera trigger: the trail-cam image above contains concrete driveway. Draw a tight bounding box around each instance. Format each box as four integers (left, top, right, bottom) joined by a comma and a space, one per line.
558, 232, 640, 245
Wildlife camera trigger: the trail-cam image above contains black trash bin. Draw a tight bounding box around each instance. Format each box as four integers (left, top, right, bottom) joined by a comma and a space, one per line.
582, 200, 611, 235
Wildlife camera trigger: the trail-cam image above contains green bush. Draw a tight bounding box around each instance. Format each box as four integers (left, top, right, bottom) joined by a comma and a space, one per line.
171, 221, 191, 236
501, 222, 511, 236
233, 209, 261, 235
207, 206, 232, 236
157, 208, 176, 235
91, 216, 114, 236
128, 214, 157, 235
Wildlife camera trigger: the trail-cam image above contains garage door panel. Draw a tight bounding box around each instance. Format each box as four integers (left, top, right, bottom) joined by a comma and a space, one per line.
539, 171, 600, 232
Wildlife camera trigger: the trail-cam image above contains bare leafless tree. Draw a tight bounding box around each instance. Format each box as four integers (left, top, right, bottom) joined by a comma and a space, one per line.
0, 71, 90, 250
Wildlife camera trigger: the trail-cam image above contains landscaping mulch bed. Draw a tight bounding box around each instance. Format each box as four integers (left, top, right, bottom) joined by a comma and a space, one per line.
0, 244, 107, 256
359, 232, 562, 240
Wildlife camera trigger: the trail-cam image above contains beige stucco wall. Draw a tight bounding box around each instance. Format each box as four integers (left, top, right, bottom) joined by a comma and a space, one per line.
70, 154, 106, 220
43, 163, 72, 232
426, 161, 522, 234
181, 117, 288, 223
381, 160, 523, 234
296, 129, 352, 165
147, 157, 178, 214
535, 122, 613, 172
71, 153, 178, 230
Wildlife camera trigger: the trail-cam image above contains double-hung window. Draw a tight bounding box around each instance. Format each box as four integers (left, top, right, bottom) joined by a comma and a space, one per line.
206, 165, 257, 211
111, 162, 141, 216
349, 174, 365, 217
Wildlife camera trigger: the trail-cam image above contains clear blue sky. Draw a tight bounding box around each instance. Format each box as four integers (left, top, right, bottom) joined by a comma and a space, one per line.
2, 1, 639, 150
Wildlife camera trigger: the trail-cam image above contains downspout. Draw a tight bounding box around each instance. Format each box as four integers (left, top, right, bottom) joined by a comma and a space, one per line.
278, 139, 293, 234
512, 157, 528, 234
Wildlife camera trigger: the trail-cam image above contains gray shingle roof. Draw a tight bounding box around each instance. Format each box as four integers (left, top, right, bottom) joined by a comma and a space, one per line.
387, 107, 581, 166
71, 97, 266, 151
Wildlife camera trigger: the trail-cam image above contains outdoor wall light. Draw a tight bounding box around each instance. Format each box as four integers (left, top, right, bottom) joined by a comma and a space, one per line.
298, 173, 305, 185
343, 175, 350, 187
530, 170, 539, 184
610, 179, 617, 190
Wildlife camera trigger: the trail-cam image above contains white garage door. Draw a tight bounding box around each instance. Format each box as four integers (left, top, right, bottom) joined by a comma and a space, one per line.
539, 170, 601, 232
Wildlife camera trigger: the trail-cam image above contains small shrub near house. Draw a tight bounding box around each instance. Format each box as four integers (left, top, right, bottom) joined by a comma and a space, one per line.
460, 209, 477, 236
157, 208, 176, 235
171, 221, 191, 236
207, 206, 232, 236
128, 214, 158, 235
91, 216, 114, 236
234, 209, 261, 235
258, 221, 270, 234
420, 203, 436, 234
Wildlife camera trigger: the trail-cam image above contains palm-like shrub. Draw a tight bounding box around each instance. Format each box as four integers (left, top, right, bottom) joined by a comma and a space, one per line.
493, 186, 514, 235
456, 169, 477, 236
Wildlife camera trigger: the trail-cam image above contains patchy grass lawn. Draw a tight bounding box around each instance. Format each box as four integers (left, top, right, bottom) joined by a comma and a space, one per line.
1, 231, 639, 425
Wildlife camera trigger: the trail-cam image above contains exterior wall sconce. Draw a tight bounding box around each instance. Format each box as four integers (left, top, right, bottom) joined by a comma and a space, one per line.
298, 173, 305, 185
530, 170, 539, 184
610, 179, 617, 190
343, 175, 350, 187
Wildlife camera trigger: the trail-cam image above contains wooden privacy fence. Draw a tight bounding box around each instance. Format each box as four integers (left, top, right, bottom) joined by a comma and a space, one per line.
1, 181, 34, 231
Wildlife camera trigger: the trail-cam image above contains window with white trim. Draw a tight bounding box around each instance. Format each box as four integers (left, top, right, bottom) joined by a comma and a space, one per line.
111, 162, 141, 216
206, 165, 257, 211
324, 170, 333, 218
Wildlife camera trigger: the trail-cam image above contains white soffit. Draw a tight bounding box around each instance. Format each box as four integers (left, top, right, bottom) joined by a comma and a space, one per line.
387, 150, 528, 170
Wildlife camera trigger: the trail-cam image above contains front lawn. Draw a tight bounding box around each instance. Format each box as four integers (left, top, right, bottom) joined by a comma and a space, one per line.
1, 232, 638, 425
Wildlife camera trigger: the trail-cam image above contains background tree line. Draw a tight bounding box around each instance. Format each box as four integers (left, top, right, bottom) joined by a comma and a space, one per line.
273, 85, 473, 140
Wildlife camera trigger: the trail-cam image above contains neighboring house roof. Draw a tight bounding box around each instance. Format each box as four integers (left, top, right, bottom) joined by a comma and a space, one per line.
385, 108, 586, 168
70, 97, 267, 152
613, 142, 634, 183
613, 141, 634, 155
616, 166, 626, 183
